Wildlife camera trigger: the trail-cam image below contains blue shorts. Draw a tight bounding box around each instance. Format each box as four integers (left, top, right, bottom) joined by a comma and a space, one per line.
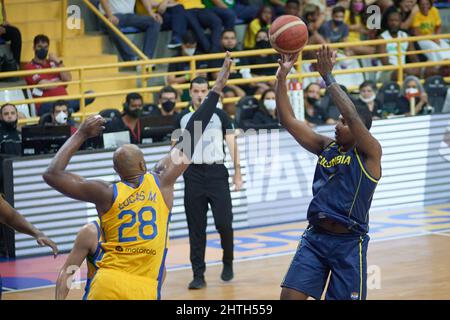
281, 226, 369, 300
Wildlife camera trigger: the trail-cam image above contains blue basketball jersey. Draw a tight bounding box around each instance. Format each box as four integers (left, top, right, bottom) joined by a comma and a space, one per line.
307, 142, 379, 234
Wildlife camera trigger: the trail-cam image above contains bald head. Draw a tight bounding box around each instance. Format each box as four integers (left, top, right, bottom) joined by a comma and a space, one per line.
113, 144, 146, 179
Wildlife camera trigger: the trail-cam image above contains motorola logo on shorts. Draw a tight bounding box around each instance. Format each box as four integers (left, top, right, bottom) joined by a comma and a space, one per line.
115, 246, 124, 252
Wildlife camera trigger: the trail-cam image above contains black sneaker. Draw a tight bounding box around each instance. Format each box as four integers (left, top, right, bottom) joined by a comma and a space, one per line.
221, 263, 233, 281
167, 39, 182, 49
188, 277, 206, 289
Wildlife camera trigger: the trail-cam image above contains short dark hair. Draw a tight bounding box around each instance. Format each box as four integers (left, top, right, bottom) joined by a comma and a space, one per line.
1, 103, 17, 114
221, 28, 236, 38
182, 31, 197, 45
359, 80, 377, 92
356, 105, 373, 130
126, 92, 143, 104
305, 83, 321, 92
33, 34, 50, 47
190, 76, 209, 90
52, 100, 68, 113
159, 86, 178, 100
332, 6, 346, 15
286, 0, 300, 6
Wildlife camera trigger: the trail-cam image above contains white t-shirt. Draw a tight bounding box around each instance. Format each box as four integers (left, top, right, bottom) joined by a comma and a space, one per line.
99, 0, 136, 15
380, 30, 409, 66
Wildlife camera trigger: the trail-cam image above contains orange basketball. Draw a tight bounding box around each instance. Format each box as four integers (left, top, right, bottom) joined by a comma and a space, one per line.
269, 15, 308, 54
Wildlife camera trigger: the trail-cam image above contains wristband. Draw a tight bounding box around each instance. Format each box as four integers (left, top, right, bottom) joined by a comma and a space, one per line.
323, 73, 336, 87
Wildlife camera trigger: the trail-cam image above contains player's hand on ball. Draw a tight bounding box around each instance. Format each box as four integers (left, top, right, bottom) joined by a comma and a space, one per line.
78, 115, 106, 139
316, 45, 337, 78
35, 232, 59, 258
276, 52, 299, 80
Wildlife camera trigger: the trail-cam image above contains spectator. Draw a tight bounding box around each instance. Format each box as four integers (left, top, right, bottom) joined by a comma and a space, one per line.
377, 10, 419, 82
344, 0, 376, 55
177, 0, 223, 53
245, 88, 280, 129
209, 29, 247, 115
319, 6, 349, 43
203, 0, 259, 29
166, 31, 208, 101
285, 0, 301, 16
47, 100, 77, 135
398, 75, 433, 115
302, 3, 327, 46
99, 0, 161, 61
23, 35, 95, 116
105, 93, 145, 144
381, 0, 418, 33
247, 29, 278, 94
355, 80, 384, 119
268, 0, 287, 17
0, 0, 22, 67
244, 5, 273, 49
153, 85, 179, 116
136, 0, 189, 49
0, 103, 20, 155
303, 83, 332, 126
411, 0, 450, 62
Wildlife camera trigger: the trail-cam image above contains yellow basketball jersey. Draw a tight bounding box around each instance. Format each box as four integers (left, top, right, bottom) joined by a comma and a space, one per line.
94, 173, 170, 299
83, 218, 103, 300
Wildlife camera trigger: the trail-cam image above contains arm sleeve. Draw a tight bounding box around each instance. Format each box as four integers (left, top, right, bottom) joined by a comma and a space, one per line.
174, 91, 220, 160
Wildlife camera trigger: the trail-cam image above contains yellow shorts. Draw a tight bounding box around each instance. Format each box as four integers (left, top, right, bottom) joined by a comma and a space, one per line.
87, 268, 159, 300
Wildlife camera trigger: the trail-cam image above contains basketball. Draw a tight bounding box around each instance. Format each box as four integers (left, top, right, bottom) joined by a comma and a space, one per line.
269, 15, 309, 54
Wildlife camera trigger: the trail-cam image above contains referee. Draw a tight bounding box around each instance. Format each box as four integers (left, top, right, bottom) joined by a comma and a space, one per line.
173, 77, 243, 290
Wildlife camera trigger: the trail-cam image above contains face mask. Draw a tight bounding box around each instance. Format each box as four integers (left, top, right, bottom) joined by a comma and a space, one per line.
359, 94, 376, 103
184, 47, 196, 56
256, 40, 271, 49
161, 100, 175, 113
55, 111, 68, 124
307, 97, 320, 107
216, 101, 223, 110
264, 99, 276, 111
125, 108, 141, 118
405, 87, 419, 95
2, 120, 17, 130
223, 46, 235, 52
35, 48, 48, 60
353, 3, 364, 12
333, 20, 344, 26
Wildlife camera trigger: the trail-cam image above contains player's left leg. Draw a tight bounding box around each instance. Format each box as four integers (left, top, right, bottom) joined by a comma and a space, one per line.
325, 234, 370, 300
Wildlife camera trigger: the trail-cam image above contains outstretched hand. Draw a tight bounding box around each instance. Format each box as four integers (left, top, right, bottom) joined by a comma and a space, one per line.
36, 232, 59, 258
212, 51, 233, 94
316, 45, 337, 78
78, 115, 107, 139
276, 52, 299, 80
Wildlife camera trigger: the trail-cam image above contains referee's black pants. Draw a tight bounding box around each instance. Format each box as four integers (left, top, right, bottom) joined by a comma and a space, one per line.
183, 164, 234, 279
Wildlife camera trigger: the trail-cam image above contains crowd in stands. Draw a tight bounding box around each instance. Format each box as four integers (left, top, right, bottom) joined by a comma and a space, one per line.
0, 0, 449, 156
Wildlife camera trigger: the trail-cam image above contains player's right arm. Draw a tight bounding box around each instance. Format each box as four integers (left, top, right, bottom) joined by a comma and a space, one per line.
275, 53, 332, 155
42, 116, 114, 214
155, 52, 233, 194
55, 223, 98, 300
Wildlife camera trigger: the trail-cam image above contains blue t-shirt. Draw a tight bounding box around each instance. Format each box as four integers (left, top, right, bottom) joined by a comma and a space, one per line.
319, 21, 349, 43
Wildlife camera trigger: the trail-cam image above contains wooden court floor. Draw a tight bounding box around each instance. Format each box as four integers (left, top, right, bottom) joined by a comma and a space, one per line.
5, 231, 450, 300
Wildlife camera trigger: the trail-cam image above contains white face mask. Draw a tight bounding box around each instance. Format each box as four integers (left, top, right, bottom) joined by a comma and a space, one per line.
55, 111, 68, 124
405, 87, 419, 95
216, 101, 223, 109
184, 47, 196, 56
264, 99, 276, 111
359, 94, 376, 103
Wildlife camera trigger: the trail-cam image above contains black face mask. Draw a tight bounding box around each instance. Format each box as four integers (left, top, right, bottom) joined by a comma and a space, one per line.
1, 120, 17, 130
333, 20, 344, 27
35, 48, 48, 60
307, 97, 320, 107
124, 107, 142, 118
161, 100, 176, 113
255, 40, 271, 49
223, 46, 236, 52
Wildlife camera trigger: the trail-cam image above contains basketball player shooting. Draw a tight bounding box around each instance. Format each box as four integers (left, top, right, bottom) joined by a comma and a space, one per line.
275, 45, 382, 300
43, 52, 232, 300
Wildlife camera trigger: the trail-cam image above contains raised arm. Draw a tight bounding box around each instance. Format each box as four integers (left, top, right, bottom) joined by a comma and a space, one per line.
316, 45, 382, 177
55, 223, 97, 300
157, 52, 233, 189
275, 53, 332, 155
0, 197, 58, 256
42, 116, 114, 215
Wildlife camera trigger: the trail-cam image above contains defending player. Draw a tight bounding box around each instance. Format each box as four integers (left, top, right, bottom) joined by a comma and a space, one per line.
44, 53, 232, 300
275, 46, 382, 300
